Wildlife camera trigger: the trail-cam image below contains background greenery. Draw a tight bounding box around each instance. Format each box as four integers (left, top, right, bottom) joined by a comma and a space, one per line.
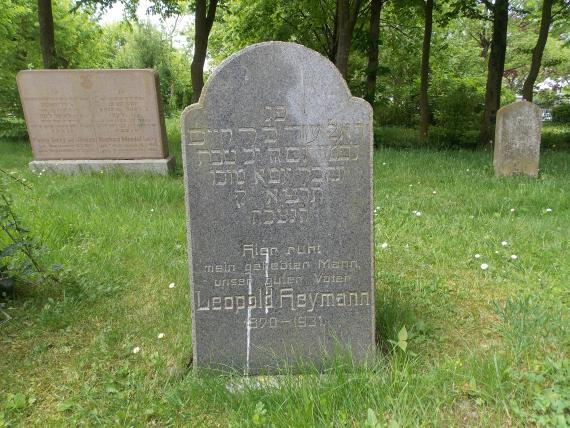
1, 0, 569, 144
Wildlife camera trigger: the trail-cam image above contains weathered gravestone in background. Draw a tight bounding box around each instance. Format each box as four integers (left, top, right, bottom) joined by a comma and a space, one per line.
17, 69, 174, 175
182, 42, 375, 374
494, 100, 542, 177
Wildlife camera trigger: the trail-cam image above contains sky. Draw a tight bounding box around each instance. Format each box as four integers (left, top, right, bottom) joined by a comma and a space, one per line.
99, 0, 193, 49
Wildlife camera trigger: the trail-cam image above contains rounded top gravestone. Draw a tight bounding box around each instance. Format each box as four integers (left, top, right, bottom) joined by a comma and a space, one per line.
181, 42, 375, 374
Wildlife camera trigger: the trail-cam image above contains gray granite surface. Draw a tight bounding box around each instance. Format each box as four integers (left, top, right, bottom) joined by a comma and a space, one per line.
182, 42, 374, 374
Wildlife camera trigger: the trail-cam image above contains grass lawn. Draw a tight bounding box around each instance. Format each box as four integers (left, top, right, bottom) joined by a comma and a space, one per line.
1, 119, 569, 426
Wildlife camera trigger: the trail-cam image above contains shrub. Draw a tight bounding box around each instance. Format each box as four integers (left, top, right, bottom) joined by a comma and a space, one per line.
373, 126, 422, 149
0, 112, 28, 140
431, 80, 484, 134
373, 125, 479, 150
0, 172, 57, 293
552, 104, 570, 124
541, 124, 570, 151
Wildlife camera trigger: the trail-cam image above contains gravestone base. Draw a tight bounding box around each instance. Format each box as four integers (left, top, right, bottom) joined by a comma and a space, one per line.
29, 156, 175, 175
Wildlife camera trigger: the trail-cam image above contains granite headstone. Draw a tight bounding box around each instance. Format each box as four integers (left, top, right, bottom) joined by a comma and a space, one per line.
494, 100, 542, 177
17, 69, 174, 174
182, 42, 375, 374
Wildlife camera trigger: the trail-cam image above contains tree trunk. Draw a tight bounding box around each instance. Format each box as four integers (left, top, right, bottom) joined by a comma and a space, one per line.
479, 0, 509, 148
335, 0, 362, 79
522, 0, 553, 102
328, 1, 339, 63
419, 0, 433, 140
335, 0, 350, 77
191, 0, 218, 103
37, 0, 57, 69
364, 0, 382, 106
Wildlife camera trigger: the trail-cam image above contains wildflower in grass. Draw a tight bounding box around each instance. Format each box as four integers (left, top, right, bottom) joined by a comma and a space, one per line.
510, 255, 518, 260
158, 333, 165, 339
132, 347, 141, 354
480, 263, 489, 270
501, 241, 508, 246
100, 170, 104, 174
382, 162, 386, 165
432, 191, 437, 194
474, 254, 481, 259
409, 184, 413, 187
510, 208, 515, 212
415, 211, 422, 217
546, 208, 552, 213
381, 242, 388, 249
168, 282, 176, 289
150, 208, 154, 212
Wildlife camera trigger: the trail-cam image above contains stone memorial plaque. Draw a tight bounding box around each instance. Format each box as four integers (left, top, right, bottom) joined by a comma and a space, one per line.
494, 100, 542, 177
182, 42, 374, 374
18, 70, 174, 174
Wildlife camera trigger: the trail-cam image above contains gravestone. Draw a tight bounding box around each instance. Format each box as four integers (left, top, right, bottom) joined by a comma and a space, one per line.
182, 42, 375, 374
17, 69, 174, 174
494, 100, 542, 177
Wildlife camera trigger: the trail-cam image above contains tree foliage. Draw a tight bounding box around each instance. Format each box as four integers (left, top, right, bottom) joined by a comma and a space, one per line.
0, 0, 569, 146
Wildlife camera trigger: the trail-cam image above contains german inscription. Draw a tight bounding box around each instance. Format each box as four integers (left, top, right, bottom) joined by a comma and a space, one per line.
182, 42, 374, 374
17, 70, 168, 160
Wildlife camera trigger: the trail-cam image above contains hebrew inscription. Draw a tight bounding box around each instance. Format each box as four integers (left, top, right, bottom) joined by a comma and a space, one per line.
17, 70, 169, 160
182, 42, 374, 374
191, 116, 364, 225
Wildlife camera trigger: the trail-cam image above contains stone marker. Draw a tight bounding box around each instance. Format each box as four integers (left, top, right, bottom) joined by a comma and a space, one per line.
182, 42, 375, 374
17, 69, 174, 174
494, 100, 542, 177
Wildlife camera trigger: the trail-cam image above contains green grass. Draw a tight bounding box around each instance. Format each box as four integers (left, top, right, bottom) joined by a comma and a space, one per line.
1, 119, 569, 426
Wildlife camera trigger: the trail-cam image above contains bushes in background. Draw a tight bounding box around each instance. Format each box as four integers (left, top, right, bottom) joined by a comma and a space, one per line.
552, 104, 570, 124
